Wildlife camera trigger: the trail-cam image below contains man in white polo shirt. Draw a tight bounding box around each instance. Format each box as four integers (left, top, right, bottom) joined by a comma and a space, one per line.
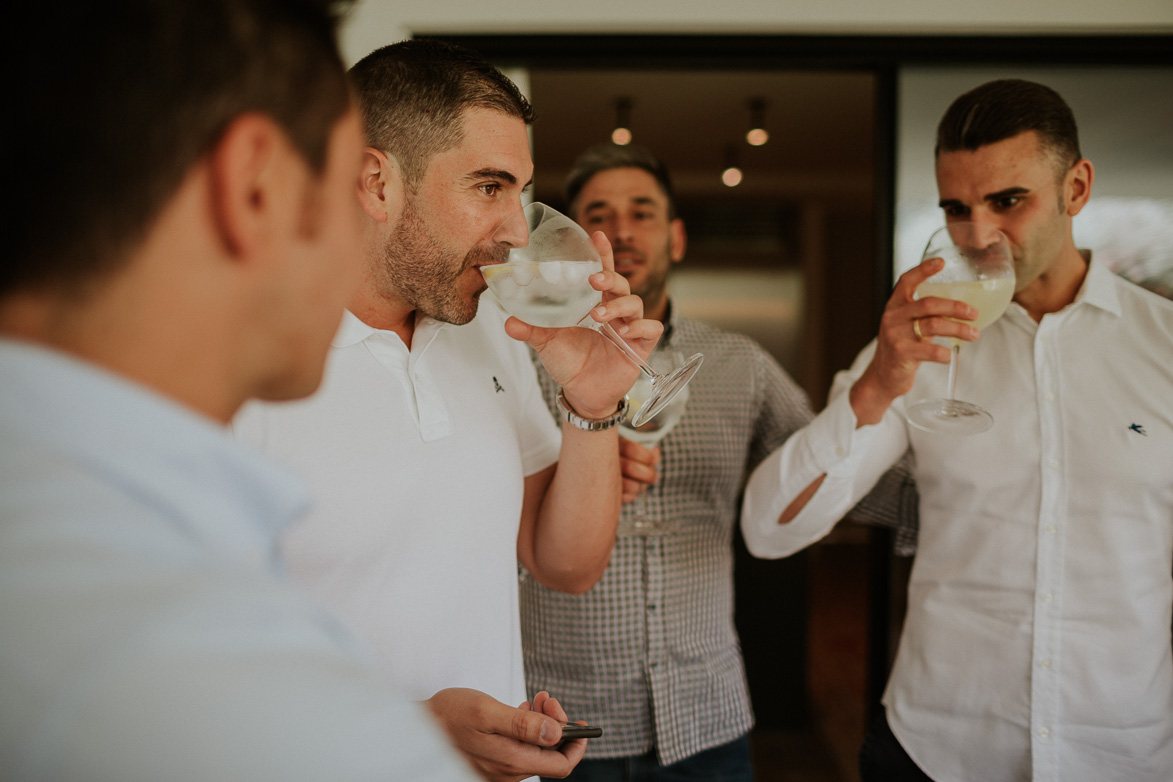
233, 39, 657, 781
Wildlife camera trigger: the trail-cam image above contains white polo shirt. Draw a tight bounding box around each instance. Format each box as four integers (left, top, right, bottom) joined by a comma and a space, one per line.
234, 296, 561, 707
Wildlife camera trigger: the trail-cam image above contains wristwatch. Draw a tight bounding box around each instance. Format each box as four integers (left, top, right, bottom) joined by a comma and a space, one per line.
556, 389, 628, 431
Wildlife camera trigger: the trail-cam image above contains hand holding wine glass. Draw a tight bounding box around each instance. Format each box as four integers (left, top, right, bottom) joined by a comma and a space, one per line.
484, 203, 702, 426
905, 222, 1015, 435
616, 349, 690, 536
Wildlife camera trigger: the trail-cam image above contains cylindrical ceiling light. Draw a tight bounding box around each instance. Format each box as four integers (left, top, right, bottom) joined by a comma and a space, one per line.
721, 144, 743, 187
611, 98, 633, 146
746, 98, 769, 147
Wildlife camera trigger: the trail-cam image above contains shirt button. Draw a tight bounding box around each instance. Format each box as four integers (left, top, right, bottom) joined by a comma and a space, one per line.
1048, 459, 1060, 470
1040, 659, 1053, 669
1045, 524, 1057, 534
1043, 392, 1055, 403
1038, 727, 1051, 738
835, 447, 846, 458
1041, 593, 1053, 604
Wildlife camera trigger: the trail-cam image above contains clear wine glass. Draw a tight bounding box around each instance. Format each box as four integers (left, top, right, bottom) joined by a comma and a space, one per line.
906, 221, 1016, 435
482, 202, 703, 426
616, 349, 690, 537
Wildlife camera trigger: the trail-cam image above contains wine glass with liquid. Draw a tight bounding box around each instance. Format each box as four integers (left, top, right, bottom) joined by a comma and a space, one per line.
616, 349, 690, 537
906, 222, 1015, 435
482, 202, 703, 427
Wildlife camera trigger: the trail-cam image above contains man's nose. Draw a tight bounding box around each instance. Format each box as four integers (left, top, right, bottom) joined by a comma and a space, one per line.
611, 215, 635, 243
968, 219, 1004, 250
494, 199, 530, 249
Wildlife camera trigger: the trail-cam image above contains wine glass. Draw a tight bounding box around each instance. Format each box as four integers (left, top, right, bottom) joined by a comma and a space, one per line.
616, 349, 690, 537
482, 202, 703, 426
905, 222, 1015, 435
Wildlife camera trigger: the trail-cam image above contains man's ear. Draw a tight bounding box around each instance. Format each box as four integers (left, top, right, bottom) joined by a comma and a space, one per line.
1065, 158, 1094, 217
357, 147, 405, 223
669, 217, 687, 264
207, 112, 292, 259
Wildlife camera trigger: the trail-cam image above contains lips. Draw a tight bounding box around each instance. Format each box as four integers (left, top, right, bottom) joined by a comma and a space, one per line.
611, 246, 643, 274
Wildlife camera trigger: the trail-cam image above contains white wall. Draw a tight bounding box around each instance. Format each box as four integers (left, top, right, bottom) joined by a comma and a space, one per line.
340, 0, 1173, 65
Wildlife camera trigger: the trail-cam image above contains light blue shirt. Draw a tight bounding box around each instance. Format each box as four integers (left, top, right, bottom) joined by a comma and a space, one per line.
0, 340, 474, 781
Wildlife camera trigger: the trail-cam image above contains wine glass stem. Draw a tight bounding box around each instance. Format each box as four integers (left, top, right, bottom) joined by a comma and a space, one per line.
945, 344, 961, 402
638, 483, 651, 519
586, 321, 659, 382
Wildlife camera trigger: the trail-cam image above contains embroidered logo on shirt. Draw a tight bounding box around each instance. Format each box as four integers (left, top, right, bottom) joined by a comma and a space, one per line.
1128, 423, 1147, 436
492, 376, 505, 393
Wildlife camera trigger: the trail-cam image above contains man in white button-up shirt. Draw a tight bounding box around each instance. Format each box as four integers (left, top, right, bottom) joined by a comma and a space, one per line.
742, 79, 1173, 781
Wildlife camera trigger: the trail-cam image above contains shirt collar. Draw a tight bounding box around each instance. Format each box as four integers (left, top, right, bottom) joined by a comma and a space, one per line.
333, 309, 452, 350
0, 339, 310, 555
1072, 251, 1122, 318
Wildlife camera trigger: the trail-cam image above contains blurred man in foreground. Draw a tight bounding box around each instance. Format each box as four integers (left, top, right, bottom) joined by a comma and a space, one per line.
2, 3, 552, 779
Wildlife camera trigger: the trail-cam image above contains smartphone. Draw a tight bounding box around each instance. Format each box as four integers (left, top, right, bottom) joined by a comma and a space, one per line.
560, 723, 603, 740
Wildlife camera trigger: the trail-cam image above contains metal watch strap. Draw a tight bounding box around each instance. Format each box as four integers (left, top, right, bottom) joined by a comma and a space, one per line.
556, 389, 628, 431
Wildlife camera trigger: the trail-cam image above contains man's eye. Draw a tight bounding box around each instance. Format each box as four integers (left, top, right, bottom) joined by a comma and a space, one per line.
944, 205, 968, 218
995, 196, 1021, 210
479, 184, 499, 196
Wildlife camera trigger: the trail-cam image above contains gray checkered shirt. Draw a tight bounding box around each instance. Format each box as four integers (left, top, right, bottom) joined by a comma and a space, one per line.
520, 308, 815, 765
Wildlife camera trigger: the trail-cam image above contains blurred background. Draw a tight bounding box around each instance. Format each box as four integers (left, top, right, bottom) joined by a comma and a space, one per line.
341, 4, 1172, 780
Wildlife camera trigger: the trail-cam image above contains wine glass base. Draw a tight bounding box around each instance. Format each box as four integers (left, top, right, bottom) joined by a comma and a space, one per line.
906, 398, 993, 435
630, 353, 704, 427
617, 518, 673, 537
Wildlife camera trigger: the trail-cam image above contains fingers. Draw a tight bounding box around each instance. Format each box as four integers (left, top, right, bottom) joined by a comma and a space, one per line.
591, 230, 615, 273
534, 692, 570, 723
619, 439, 659, 502
894, 256, 945, 301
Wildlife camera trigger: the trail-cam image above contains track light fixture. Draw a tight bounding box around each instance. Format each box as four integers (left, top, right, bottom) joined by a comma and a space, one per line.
721, 144, 743, 187
746, 98, 769, 146
611, 97, 633, 146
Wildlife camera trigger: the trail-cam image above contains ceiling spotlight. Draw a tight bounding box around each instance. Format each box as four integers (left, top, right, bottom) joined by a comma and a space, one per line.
721, 144, 743, 187
746, 98, 769, 146
612, 98, 633, 146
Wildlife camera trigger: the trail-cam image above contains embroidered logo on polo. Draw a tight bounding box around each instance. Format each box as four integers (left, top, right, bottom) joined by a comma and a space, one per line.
492, 376, 505, 393
1128, 423, 1147, 436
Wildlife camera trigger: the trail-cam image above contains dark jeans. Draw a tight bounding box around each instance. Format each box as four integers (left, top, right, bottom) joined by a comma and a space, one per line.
547, 735, 754, 782
859, 707, 934, 782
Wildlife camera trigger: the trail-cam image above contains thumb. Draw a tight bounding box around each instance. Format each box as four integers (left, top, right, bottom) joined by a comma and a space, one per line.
506, 705, 563, 747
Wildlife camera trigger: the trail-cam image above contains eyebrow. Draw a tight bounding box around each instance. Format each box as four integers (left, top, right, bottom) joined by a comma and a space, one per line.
465, 168, 533, 189
583, 196, 660, 213
938, 186, 1030, 209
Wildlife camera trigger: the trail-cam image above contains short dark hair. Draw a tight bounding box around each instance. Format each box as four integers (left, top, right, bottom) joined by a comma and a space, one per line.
6, 0, 354, 298
564, 143, 679, 219
935, 78, 1082, 177
348, 39, 536, 192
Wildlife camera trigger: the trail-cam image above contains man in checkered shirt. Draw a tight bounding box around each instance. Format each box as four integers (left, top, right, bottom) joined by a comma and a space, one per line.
519, 143, 816, 780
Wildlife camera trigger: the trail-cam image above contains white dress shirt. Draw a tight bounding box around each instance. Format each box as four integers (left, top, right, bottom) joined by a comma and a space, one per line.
0, 340, 475, 782
742, 259, 1173, 781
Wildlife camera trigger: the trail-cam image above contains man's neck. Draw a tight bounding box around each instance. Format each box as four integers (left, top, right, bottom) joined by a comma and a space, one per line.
348, 284, 417, 348
1014, 248, 1090, 323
